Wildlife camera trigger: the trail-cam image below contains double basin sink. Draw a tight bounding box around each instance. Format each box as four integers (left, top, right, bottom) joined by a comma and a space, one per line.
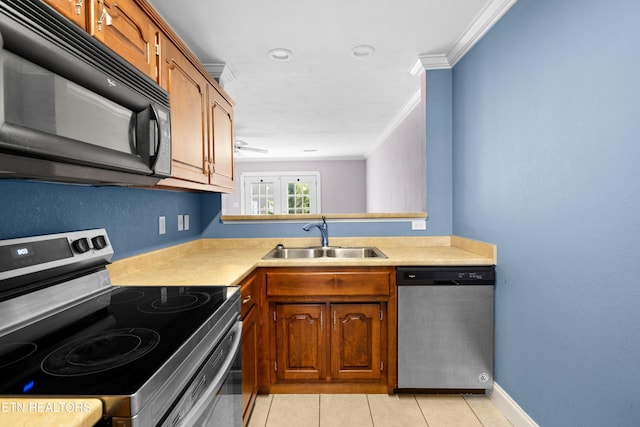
262, 245, 387, 259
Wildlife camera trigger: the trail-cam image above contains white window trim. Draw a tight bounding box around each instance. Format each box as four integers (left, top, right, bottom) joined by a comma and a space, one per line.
240, 171, 322, 215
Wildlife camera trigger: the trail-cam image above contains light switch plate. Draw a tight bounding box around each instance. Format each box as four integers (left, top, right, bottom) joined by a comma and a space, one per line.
159, 216, 166, 235
184, 215, 190, 231
178, 214, 184, 231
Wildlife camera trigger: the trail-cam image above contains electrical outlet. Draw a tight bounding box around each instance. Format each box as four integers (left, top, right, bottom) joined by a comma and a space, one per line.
159, 216, 166, 235
184, 214, 190, 231
178, 215, 184, 231
411, 219, 426, 230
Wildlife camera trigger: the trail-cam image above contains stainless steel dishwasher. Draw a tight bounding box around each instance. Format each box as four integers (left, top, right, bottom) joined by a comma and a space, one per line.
397, 266, 495, 391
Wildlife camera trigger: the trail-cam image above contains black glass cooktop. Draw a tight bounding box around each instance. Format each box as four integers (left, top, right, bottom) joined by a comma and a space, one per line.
0, 285, 237, 395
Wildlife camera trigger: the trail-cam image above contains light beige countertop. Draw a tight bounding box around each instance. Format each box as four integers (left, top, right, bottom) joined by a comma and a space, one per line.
0, 398, 102, 427
108, 236, 496, 286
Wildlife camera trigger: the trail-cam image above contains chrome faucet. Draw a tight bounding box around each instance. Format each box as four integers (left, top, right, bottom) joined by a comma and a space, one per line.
303, 216, 329, 247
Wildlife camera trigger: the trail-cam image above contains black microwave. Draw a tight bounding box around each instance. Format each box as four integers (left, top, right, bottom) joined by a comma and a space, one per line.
0, 0, 171, 186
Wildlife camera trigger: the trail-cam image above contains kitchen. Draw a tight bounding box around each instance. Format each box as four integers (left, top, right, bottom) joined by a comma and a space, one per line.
1, 0, 639, 426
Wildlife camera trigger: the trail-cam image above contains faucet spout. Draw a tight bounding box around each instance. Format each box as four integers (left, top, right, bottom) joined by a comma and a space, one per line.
303, 216, 329, 247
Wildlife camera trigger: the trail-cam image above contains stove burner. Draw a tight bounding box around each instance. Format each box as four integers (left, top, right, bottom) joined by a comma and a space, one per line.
0, 342, 37, 368
138, 290, 211, 314
99, 289, 146, 305
41, 328, 160, 376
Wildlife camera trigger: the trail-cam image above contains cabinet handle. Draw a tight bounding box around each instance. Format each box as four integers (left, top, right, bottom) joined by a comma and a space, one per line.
75, 0, 83, 15
320, 310, 323, 331
242, 295, 252, 305
333, 311, 336, 331
96, 0, 108, 32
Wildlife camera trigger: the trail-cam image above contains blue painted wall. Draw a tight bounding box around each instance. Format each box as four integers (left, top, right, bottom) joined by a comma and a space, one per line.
451, 0, 640, 425
0, 179, 206, 260
425, 70, 453, 235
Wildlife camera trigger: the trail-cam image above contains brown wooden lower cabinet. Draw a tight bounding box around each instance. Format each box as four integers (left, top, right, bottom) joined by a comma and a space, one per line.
240, 271, 260, 426
241, 303, 258, 424
261, 267, 396, 394
275, 303, 326, 381
274, 303, 382, 382
331, 303, 382, 381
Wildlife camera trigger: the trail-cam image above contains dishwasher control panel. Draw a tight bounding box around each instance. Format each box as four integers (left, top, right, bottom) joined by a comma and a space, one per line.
397, 266, 495, 285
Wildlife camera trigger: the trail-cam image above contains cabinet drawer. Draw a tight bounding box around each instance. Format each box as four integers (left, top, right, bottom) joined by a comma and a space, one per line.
240, 273, 258, 318
266, 271, 390, 297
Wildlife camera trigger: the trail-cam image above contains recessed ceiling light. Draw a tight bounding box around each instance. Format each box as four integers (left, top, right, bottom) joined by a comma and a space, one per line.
268, 48, 293, 61
350, 45, 375, 59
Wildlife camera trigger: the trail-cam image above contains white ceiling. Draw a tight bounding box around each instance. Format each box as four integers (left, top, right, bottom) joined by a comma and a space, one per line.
149, 0, 515, 161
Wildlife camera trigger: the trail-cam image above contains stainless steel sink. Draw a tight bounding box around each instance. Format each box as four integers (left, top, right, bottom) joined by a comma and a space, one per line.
324, 247, 386, 258
264, 247, 325, 259
262, 245, 387, 259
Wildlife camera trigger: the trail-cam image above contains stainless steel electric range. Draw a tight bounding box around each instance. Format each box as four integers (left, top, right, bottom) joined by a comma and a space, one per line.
0, 229, 242, 427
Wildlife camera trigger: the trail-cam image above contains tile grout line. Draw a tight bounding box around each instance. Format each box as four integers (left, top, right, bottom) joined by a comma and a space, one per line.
263, 394, 275, 427
462, 394, 487, 426
366, 394, 376, 427
414, 394, 431, 427
317, 394, 321, 427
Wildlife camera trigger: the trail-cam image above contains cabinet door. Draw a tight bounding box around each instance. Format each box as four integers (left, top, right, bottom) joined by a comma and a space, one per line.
207, 86, 235, 191
331, 303, 382, 381
162, 41, 209, 184
43, 0, 88, 30
241, 304, 258, 425
89, 0, 156, 79
275, 304, 327, 381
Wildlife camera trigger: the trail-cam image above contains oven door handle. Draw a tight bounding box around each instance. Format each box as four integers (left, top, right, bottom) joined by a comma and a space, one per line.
177, 321, 242, 427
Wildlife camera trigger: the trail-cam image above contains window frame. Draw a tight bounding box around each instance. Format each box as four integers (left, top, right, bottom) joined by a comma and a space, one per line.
240, 171, 321, 215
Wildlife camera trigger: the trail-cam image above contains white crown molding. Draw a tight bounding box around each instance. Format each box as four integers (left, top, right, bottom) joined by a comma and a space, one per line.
448, 0, 517, 67
203, 63, 237, 87
416, 0, 517, 71
416, 54, 452, 71
366, 88, 422, 158
409, 58, 427, 76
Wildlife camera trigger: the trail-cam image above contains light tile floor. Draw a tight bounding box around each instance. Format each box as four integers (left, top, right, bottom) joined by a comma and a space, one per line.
247, 393, 513, 427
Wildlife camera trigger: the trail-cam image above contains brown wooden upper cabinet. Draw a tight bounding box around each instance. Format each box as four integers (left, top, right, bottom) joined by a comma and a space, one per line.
42, 0, 236, 193
160, 40, 235, 191
88, 0, 157, 80
161, 41, 209, 185
42, 0, 157, 80
208, 86, 235, 191
43, 0, 88, 30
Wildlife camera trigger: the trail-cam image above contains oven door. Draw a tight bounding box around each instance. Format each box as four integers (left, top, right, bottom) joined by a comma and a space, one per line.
162, 321, 242, 427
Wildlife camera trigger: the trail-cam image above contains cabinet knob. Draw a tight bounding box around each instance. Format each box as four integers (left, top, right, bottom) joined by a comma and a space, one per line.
242, 295, 252, 305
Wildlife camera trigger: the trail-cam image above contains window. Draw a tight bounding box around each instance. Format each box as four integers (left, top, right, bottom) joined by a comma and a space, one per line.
242, 172, 320, 215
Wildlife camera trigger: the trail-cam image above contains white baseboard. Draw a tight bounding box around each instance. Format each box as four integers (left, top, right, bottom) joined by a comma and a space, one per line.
489, 382, 539, 427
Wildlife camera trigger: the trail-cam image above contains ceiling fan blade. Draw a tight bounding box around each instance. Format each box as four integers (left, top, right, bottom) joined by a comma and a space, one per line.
237, 146, 269, 153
